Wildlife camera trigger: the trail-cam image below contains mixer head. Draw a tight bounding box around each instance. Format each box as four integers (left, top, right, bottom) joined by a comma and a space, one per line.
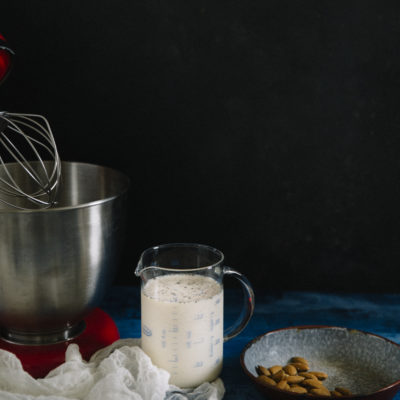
0, 112, 61, 210
0, 34, 13, 85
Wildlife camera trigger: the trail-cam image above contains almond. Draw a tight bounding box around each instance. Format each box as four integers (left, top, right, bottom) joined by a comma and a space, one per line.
335, 387, 352, 396
256, 375, 276, 386
276, 380, 290, 390
268, 365, 283, 375
302, 378, 324, 389
289, 362, 309, 371
271, 369, 287, 382
310, 386, 331, 396
283, 364, 297, 375
286, 375, 305, 384
309, 371, 328, 380
289, 385, 308, 394
256, 365, 270, 376
299, 372, 318, 380
290, 356, 309, 365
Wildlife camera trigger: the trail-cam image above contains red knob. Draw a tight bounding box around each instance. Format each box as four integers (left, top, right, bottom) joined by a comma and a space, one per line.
0, 34, 14, 85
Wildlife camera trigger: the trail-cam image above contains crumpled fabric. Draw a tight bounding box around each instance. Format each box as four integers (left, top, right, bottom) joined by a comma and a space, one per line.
0, 339, 225, 400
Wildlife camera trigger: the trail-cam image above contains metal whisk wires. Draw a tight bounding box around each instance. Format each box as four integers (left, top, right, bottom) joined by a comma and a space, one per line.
0, 112, 61, 209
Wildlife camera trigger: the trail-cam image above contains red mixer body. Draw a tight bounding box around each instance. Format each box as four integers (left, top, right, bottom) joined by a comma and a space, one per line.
0, 33, 13, 84
0, 308, 120, 378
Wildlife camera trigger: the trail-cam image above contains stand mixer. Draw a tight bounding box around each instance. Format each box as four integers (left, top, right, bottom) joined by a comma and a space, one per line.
0, 34, 130, 378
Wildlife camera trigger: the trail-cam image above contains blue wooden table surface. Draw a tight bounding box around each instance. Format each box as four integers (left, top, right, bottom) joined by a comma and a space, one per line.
101, 286, 400, 399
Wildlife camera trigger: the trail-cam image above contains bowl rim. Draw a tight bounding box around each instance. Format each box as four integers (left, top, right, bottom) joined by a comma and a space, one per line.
240, 325, 400, 398
0, 161, 131, 214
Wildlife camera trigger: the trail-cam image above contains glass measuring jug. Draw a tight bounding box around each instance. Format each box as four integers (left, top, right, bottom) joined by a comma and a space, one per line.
135, 243, 255, 388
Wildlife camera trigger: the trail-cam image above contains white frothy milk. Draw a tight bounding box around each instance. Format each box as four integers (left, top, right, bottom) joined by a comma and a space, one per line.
141, 273, 223, 388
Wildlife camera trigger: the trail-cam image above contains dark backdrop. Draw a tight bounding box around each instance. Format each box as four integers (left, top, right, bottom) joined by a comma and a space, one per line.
1, 1, 400, 291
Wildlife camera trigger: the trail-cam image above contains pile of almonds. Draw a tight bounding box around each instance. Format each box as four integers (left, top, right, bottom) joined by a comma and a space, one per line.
255, 356, 352, 397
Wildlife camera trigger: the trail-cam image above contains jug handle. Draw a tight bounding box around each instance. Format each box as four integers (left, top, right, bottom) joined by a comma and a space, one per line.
223, 266, 255, 342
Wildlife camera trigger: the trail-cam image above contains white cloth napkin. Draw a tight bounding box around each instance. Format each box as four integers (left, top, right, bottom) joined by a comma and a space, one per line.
0, 339, 225, 400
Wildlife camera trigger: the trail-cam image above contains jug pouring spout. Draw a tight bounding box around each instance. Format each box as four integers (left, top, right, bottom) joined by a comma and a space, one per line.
135, 245, 164, 278
134, 262, 143, 277
135, 259, 160, 279
134, 262, 153, 278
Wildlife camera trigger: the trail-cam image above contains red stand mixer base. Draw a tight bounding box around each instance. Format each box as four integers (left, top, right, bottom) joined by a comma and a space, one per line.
0, 308, 119, 378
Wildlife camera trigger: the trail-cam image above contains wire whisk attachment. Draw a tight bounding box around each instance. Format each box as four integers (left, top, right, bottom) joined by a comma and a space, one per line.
0, 112, 61, 210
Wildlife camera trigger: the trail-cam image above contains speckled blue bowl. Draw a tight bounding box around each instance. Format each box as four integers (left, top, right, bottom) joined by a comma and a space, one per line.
240, 326, 400, 400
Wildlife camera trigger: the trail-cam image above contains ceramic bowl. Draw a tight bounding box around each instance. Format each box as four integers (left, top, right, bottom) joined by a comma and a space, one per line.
240, 326, 400, 400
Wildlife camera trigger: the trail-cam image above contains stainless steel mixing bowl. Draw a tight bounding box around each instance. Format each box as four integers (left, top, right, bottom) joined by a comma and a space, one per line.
0, 161, 130, 344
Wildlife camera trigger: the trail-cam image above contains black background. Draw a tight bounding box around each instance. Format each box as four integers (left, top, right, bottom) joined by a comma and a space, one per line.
1, 1, 400, 291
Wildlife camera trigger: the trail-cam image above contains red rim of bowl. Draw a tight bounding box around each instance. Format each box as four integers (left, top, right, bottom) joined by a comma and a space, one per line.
240, 325, 400, 398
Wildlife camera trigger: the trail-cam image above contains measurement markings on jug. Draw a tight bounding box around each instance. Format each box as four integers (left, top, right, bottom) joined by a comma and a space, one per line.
193, 337, 205, 345
194, 361, 203, 368
143, 325, 152, 336
161, 328, 167, 348
168, 354, 178, 363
